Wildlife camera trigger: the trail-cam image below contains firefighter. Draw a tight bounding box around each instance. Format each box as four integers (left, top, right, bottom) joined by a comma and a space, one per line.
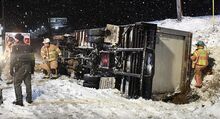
2, 37, 15, 84
10, 34, 35, 106
40, 38, 61, 79
191, 41, 209, 88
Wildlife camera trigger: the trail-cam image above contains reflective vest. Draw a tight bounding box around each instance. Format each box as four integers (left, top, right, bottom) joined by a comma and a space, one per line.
41, 44, 61, 61
192, 48, 208, 68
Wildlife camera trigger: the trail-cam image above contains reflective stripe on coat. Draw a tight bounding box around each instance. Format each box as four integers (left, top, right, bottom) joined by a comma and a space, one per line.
192, 48, 208, 68
41, 44, 61, 61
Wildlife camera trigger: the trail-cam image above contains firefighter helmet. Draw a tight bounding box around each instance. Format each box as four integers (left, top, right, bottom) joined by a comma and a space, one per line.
43, 38, 50, 43
196, 41, 205, 46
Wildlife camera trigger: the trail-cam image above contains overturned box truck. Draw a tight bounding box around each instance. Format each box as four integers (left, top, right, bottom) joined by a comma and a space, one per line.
57, 22, 192, 103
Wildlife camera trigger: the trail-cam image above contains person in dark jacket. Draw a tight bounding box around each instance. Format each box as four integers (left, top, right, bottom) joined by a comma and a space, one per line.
10, 34, 35, 106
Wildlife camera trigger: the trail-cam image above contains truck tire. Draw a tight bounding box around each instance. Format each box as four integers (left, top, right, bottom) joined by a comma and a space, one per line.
88, 29, 105, 36
83, 74, 100, 83
83, 82, 99, 89
88, 36, 104, 44
83, 74, 100, 89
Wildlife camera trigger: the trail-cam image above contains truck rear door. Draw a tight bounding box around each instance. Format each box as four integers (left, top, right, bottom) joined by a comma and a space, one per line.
153, 27, 192, 94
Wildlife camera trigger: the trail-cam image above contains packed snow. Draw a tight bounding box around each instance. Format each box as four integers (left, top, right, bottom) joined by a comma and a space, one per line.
1, 15, 220, 119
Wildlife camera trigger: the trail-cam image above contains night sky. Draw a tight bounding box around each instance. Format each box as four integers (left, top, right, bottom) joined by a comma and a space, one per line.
1, 0, 220, 33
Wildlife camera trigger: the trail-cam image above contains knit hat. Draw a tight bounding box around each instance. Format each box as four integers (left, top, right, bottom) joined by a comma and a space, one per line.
15, 34, 24, 41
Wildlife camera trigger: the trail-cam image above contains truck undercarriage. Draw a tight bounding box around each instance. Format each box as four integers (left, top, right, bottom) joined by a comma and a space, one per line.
54, 22, 192, 103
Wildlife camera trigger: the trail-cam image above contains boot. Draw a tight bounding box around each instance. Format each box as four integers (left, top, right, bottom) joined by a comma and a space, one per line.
51, 69, 58, 79
13, 101, 24, 106
26, 99, 33, 104
26, 97, 33, 104
43, 75, 50, 79
6, 80, 13, 85
51, 74, 58, 79
43, 70, 50, 79
195, 75, 202, 88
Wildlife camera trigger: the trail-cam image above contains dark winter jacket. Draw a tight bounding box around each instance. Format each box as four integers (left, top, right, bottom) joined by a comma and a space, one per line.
10, 42, 35, 76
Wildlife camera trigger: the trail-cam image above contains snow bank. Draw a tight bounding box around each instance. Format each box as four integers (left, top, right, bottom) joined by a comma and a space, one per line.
154, 16, 220, 47
0, 16, 220, 119
0, 73, 218, 119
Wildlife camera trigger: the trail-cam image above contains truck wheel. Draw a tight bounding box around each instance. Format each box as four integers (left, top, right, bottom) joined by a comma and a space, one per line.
83, 82, 99, 89
83, 74, 100, 84
83, 74, 100, 89
88, 36, 104, 44
88, 29, 105, 36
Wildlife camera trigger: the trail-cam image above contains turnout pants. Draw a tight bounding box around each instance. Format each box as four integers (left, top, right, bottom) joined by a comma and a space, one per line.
40, 60, 58, 75
194, 65, 206, 87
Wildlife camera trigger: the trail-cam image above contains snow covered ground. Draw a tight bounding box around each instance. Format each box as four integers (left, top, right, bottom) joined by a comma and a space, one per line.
1, 15, 220, 119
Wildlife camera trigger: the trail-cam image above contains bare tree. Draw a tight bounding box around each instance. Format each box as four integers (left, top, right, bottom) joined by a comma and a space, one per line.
176, 0, 183, 21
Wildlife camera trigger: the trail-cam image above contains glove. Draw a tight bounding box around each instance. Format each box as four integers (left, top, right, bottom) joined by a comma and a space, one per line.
31, 64, 35, 74
57, 57, 62, 63
31, 68, 34, 74
10, 68, 14, 76
57, 55, 63, 63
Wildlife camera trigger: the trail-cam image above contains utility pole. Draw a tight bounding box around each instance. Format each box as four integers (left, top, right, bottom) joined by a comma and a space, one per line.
212, 0, 215, 28
176, 0, 183, 21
